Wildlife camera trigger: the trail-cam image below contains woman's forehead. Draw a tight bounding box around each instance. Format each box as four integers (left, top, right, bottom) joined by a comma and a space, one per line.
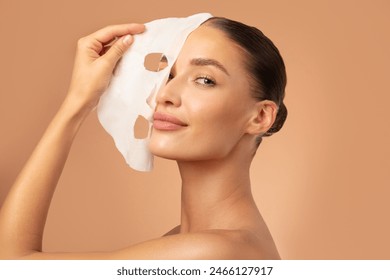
175, 25, 247, 71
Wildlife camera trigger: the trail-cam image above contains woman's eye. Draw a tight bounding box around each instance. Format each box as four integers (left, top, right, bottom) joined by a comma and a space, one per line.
195, 76, 216, 87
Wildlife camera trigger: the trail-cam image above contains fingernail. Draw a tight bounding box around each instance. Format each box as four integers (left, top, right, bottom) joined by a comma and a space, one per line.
123, 35, 132, 45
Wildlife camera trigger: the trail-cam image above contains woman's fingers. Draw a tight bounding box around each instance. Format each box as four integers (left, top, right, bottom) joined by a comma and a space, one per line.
77, 23, 145, 56
91, 23, 145, 45
102, 34, 133, 66
96, 24, 144, 78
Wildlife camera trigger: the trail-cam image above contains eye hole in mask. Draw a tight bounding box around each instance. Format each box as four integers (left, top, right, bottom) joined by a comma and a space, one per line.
144, 53, 168, 72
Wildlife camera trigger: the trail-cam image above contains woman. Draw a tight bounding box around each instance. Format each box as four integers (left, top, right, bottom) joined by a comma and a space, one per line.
0, 17, 287, 259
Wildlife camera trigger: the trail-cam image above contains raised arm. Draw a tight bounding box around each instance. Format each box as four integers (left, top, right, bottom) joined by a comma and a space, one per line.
0, 24, 145, 259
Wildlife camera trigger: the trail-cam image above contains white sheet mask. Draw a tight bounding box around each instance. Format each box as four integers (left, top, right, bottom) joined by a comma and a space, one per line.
97, 13, 213, 172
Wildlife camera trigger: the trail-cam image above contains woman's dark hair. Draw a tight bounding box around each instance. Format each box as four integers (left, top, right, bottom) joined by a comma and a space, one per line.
204, 17, 287, 144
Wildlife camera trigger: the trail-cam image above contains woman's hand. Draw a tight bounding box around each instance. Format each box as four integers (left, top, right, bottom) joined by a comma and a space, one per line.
66, 23, 145, 114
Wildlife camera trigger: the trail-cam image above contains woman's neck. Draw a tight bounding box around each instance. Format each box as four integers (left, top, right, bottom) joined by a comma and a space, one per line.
177, 154, 257, 233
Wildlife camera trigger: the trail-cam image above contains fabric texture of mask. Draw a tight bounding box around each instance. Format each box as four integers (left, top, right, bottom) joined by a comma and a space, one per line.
97, 13, 212, 172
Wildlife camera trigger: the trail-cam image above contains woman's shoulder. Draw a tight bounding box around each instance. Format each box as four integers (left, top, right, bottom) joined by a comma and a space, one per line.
113, 229, 260, 259
114, 227, 280, 260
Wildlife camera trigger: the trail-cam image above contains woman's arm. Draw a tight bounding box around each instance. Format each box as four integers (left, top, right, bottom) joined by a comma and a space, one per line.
0, 24, 145, 259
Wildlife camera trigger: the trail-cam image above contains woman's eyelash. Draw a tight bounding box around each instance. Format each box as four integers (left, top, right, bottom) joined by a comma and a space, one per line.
167, 73, 216, 87
195, 75, 216, 87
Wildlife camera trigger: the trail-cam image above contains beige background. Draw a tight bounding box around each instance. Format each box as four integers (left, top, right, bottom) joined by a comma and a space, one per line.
1, 0, 389, 259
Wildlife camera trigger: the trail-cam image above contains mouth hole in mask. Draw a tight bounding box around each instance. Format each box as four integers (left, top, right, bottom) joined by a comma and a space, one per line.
144, 53, 168, 72
134, 115, 150, 139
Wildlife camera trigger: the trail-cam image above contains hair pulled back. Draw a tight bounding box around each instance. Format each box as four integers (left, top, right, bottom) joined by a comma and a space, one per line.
204, 17, 287, 141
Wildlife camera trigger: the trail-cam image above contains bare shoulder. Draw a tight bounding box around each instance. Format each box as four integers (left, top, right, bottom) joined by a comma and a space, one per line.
115, 229, 280, 260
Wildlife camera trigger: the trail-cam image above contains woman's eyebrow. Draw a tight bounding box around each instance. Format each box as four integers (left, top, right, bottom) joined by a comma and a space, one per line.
190, 58, 230, 76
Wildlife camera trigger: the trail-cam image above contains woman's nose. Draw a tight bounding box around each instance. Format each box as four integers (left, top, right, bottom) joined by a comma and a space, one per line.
155, 76, 182, 107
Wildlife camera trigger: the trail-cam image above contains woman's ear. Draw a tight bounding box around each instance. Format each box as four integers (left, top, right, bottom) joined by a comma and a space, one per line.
246, 100, 278, 135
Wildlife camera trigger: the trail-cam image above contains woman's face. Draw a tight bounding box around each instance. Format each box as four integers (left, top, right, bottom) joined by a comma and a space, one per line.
149, 25, 258, 161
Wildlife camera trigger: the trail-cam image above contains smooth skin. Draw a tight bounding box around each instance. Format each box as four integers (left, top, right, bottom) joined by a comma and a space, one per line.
0, 23, 280, 259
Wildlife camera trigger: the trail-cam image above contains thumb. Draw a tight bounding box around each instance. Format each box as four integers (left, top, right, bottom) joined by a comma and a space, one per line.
103, 34, 133, 66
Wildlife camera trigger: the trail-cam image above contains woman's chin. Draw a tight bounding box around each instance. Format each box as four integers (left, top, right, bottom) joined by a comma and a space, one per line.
148, 141, 177, 160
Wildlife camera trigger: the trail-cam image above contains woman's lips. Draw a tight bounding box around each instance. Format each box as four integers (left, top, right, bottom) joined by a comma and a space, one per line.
153, 112, 188, 131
